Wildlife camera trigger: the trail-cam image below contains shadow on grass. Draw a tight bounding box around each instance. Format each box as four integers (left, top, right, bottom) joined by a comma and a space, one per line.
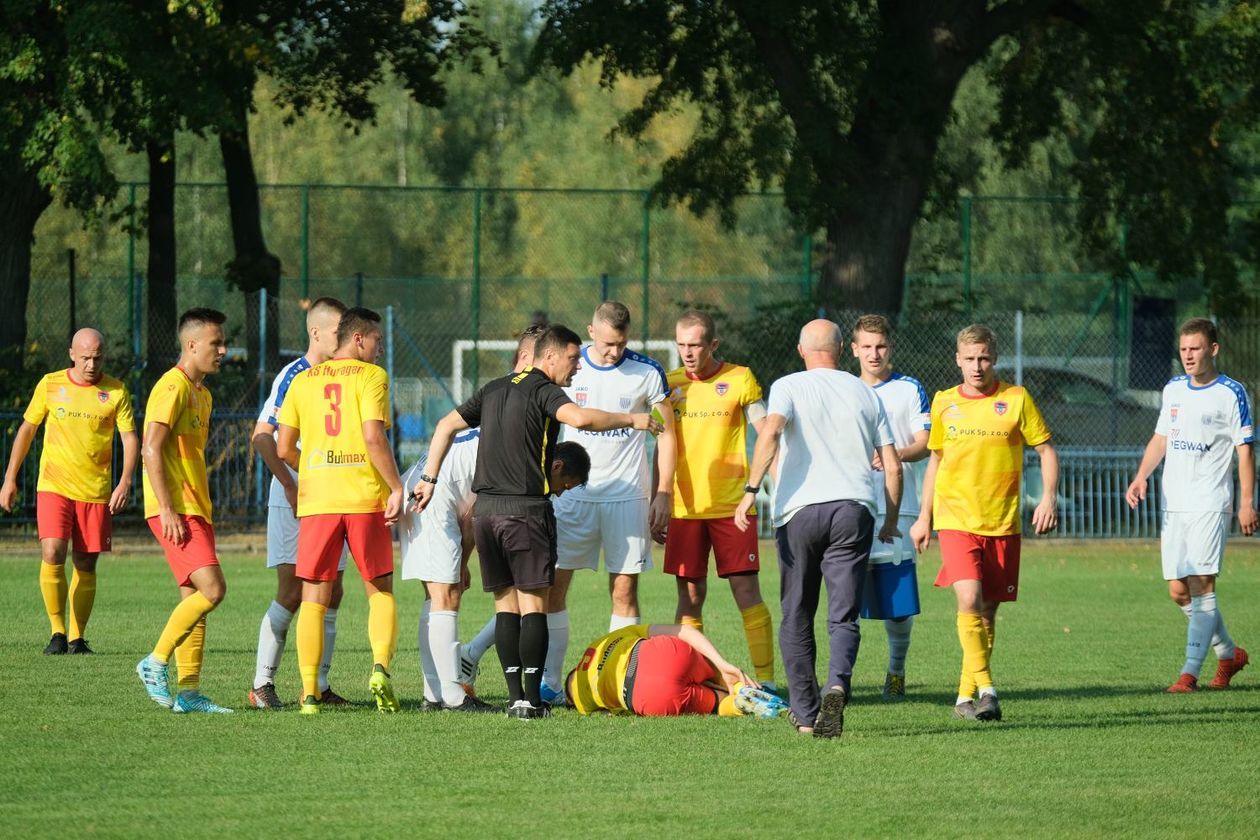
868, 703, 1260, 739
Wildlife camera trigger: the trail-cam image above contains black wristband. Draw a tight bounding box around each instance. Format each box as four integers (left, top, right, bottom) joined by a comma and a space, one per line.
743, 484, 759, 495
418, 473, 439, 485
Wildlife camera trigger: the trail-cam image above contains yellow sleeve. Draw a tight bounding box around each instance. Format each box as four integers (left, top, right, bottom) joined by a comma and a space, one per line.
276, 375, 302, 429
927, 393, 945, 450
361, 366, 390, 426
115, 385, 136, 433
742, 367, 764, 405
1019, 390, 1051, 446
145, 377, 185, 428
22, 376, 49, 426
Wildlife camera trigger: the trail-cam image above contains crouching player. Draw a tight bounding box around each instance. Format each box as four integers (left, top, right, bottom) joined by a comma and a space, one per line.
565, 623, 788, 718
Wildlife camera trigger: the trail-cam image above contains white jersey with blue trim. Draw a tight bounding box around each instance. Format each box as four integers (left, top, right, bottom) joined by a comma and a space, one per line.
560, 346, 669, 502
866, 371, 931, 517
402, 429, 480, 511
259, 356, 312, 507
1155, 374, 1254, 513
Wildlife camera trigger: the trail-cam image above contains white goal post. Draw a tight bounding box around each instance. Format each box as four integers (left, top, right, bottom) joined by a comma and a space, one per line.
451, 339, 680, 404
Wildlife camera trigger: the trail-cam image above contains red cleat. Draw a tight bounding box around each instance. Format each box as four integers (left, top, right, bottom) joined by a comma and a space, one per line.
1207, 646, 1249, 689
319, 688, 350, 706
1167, 673, 1198, 693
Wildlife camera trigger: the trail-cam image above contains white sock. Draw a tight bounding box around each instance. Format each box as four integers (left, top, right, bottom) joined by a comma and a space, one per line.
465, 617, 497, 665
1179, 600, 1228, 657
253, 600, 293, 689
978, 686, 997, 699
430, 610, 464, 706
609, 613, 640, 632
955, 694, 973, 705
885, 616, 914, 675
543, 610, 569, 692
418, 601, 440, 703
319, 607, 337, 693
1182, 594, 1217, 678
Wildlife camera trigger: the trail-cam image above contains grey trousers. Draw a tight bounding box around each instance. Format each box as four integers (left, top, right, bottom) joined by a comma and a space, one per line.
775, 499, 874, 726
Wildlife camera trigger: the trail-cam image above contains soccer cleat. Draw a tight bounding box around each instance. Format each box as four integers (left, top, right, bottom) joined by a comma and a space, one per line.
812, 685, 847, 739
882, 672, 906, 701
458, 655, 480, 697
975, 693, 1002, 722
733, 684, 790, 719
136, 655, 174, 709
299, 695, 321, 716
43, 633, 68, 655
539, 683, 566, 706
952, 700, 978, 721
506, 700, 550, 719
319, 688, 350, 706
1208, 646, 1249, 689
172, 690, 234, 714
67, 637, 94, 655
369, 664, 400, 713
420, 697, 445, 712
760, 680, 789, 701
248, 683, 284, 710
445, 694, 498, 713
1167, 673, 1198, 693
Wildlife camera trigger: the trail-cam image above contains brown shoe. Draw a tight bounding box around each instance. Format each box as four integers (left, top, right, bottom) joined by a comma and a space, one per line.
319, 688, 350, 706
1207, 647, 1249, 689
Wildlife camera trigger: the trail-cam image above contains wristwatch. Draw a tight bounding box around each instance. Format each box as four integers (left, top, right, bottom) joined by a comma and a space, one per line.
418, 473, 439, 485
742, 483, 759, 495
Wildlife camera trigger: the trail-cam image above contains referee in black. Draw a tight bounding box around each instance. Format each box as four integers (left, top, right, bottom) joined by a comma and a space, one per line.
413, 325, 662, 718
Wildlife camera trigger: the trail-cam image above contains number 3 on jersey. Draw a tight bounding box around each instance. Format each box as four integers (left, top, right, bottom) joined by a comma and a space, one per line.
324, 383, 342, 436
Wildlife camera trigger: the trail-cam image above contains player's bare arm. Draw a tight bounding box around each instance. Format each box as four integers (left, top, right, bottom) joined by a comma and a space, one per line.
554, 403, 662, 435
898, 429, 930, 463
1031, 441, 1059, 535
0, 420, 38, 512
649, 398, 677, 537
141, 420, 185, 544
1236, 442, 1257, 536
652, 624, 756, 692
1125, 434, 1168, 509
275, 423, 301, 472
910, 450, 941, 552
878, 442, 903, 543
735, 413, 785, 532
363, 418, 404, 525
109, 429, 140, 514
411, 409, 469, 512
252, 420, 298, 512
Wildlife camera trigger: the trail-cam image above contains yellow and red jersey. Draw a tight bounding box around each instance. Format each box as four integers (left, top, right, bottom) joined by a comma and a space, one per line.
569, 625, 650, 714
23, 370, 135, 503
927, 381, 1051, 536
667, 362, 763, 518
277, 358, 392, 516
142, 367, 213, 521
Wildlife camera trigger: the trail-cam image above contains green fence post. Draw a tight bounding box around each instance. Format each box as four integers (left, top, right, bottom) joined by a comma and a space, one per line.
961, 194, 973, 313
300, 184, 310, 299
640, 192, 650, 345
127, 183, 136, 355
472, 188, 482, 388
801, 232, 813, 301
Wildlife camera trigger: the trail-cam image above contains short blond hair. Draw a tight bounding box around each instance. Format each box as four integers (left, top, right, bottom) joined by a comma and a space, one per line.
853, 314, 892, 340
676, 309, 716, 343
956, 323, 997, 355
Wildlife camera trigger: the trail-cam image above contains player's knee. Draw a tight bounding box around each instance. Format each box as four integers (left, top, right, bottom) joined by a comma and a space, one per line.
203, 582, 227, 606
40, 543, 67, 565
71, 552, 98, 573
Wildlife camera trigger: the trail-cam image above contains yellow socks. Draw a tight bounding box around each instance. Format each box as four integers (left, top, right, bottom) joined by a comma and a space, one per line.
39, 562, 67, 636
175, 618, 206, 691
368, 592, 397, 670
740, 602, 775, 682
984, 619, 996, 656
68, 569, 96, 640
680, 615, 704, 634
297, 602, 327, 700
956, 612, 993, 697
718, 693, 742, 716
153, 592, 216, 662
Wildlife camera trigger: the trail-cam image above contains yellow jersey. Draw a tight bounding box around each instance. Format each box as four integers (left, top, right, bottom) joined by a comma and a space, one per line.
569, 625, 650, 714
277, 358, 392, 516
22, 370, 135, 504
142, 367, 213, 521
668, 362, 763, 518
927, 381, 1051, 536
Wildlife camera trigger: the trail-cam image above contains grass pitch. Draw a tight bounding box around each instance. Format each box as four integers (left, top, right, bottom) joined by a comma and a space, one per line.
1, 539, 1258, 838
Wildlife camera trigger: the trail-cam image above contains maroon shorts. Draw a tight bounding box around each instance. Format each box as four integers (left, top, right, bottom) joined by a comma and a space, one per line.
147, 515, 219, 586
38, 492, 111, 553
934, 530, 1022, 603
629, 636, 718, 716
663, 516, 760, 579
298, 513, 393, 582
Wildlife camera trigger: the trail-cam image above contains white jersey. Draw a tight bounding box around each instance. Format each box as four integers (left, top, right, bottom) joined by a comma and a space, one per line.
401, 429, 481, 514
258, 356, 311, 507
560, 346, 669, 502
1155, 374, 1254, 513
866, 372, 931, 518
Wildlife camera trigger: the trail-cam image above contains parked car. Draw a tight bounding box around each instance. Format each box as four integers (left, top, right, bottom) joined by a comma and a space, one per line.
998, 366, 1156, 447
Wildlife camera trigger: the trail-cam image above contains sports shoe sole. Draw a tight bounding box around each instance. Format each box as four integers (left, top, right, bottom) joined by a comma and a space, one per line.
812, 687, 846, 739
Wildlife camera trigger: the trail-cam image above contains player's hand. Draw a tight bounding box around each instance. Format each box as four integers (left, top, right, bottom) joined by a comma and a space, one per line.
410, 481, 435, 513
1124, 477, 1146, 510
107, 481, 131, 514
648, 492, 671, 537
651, 520, 668, 545
631, 412, 664, 436
1031, 498, 1058, 534
159, 507, 187, 545
1239, 506, 1258, 537
283, 482, 298, 518
460, 562, 472, 593
909, 517, 931, 553
0, 480, 17, 513
878, 517, 901, 544
871, 451, 884, 471
384, 488, 404, 525
716, 662, 757, 694
733, 492, 756, 532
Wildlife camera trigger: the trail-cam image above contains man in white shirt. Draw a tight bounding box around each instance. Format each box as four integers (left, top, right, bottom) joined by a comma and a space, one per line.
540, 301, 676, 703
735, 319, 900, 738
851, 315, 930, 701
1126, 317, 1254, 692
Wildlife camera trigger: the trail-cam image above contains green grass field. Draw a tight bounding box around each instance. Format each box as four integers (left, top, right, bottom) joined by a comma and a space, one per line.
2, 538, 1259, 837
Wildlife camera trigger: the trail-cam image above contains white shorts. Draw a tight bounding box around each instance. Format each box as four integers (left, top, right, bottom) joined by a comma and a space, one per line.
868, 514, 918, 565
399, 483, 469, 585
266, 505, 347, 571
554, 496, 653, 574
1161, 510, 1227, 580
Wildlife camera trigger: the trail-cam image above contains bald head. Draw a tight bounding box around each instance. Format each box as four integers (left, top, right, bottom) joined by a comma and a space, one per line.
796, 319, 842, 369
68, 328, 105, 384
71, 328, 103, 352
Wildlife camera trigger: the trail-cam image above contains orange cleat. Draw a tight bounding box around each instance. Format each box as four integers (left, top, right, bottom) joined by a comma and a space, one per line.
1207, 646, 1249, 689
1167, 673, 1198, 693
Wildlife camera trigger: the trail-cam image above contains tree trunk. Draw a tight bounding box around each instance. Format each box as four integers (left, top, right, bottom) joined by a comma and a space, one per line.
219, 114, 280, 375
821, 179, 925, 315
146, 139, 178, 379
0, 162, 53, 375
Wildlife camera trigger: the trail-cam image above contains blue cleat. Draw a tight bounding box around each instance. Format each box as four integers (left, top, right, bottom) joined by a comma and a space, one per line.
172, 690, 234, 714
539, 683, 566, 706
136, 655, 174, 709
734, 684, 790, 719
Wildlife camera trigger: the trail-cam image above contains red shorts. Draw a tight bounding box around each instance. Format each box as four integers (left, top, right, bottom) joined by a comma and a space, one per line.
298, 513, 393, 582
147, 515, 219, 586
38, 492, 111, 553
663, 516, 760, 579
629, 636, 718, 716
934, 530, 1022, 602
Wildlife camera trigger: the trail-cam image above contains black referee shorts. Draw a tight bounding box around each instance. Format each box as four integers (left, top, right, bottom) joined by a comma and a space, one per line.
473, 507, 557, 592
